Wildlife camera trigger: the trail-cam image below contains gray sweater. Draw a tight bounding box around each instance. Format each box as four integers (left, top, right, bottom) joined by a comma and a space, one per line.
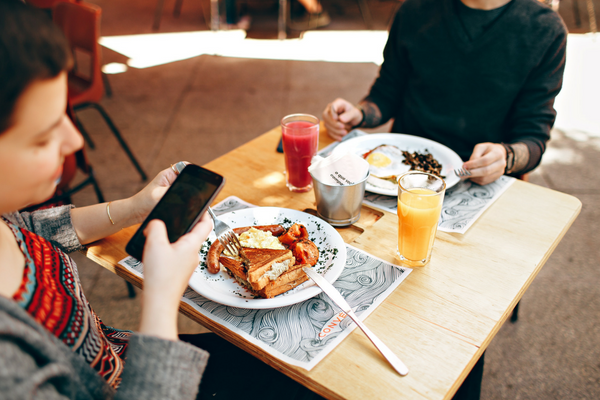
0, 206, 209, 399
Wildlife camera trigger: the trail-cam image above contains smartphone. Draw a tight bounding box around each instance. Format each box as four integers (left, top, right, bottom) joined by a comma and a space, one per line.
125, 164, 225, 261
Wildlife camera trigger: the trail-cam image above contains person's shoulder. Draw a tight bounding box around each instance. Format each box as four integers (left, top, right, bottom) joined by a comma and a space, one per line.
513, 0, 567, 36
400, 0, 441, 15
392, 0, 442, 28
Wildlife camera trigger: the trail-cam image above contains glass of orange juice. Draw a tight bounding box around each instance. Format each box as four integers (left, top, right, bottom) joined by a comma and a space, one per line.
397, 171, 446, 267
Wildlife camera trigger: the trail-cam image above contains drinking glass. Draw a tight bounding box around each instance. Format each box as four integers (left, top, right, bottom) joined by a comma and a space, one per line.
397, 171, 446, 267
281, 114, 319, 193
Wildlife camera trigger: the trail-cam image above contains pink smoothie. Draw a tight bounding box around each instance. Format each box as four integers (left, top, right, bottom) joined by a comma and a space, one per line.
282, 120, 319, 189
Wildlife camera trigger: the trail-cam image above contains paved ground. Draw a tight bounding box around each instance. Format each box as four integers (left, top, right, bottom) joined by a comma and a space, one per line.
63, 0, 600, 398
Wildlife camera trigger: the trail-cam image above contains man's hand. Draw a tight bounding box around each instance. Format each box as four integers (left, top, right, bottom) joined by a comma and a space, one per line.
462, 143, 506, 185
322, 98, 363, 141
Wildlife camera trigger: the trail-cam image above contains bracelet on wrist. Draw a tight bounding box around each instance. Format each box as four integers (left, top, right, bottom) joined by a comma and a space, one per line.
501, 143, 515, 174
355, 104, 366, 128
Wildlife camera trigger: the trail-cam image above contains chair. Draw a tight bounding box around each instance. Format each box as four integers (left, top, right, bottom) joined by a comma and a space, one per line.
283, 0, 373, 38
53, 1, 148, 181
26, 0, 73, 8
152, 0, 212, 31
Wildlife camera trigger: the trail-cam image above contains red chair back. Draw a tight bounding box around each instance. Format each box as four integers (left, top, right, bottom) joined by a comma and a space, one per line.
26, 0, 75, 9
53, 1, 104, 105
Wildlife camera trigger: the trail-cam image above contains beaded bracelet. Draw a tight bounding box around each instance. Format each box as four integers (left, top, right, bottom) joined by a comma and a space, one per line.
501, 143, 515, 174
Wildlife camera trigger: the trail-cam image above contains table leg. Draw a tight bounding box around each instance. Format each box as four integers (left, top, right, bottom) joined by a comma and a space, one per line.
211, 0, 220, 31
153, 0, 166, 30
279, 0, 287, 40
357, 0, 373, 29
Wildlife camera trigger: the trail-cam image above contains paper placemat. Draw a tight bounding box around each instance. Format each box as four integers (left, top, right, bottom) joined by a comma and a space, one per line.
318, 131, 515, 234
118, 196, 411, 370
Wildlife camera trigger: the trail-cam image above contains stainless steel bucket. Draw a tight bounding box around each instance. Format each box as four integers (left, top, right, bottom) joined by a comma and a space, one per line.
310, 171, 370, 227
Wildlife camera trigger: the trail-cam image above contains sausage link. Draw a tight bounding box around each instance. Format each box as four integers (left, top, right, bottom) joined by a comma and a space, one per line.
206, 239, 224, 274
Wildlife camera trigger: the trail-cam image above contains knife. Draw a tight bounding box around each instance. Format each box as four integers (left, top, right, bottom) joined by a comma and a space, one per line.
302, 267, 409, 376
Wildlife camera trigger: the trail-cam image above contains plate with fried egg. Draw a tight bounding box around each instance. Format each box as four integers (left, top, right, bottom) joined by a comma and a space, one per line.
331, 133, 463, 196
190, 207, 347, 309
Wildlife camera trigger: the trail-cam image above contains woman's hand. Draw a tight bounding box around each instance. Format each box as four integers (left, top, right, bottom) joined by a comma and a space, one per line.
129, 165, 186, 224
322, 98, 363, 141
138, 214, 213, 340
71, 164, 190, 244
462, 143, 506, 186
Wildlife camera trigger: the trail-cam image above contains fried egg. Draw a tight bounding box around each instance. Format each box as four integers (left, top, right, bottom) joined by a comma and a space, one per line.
363, 144, 410, 179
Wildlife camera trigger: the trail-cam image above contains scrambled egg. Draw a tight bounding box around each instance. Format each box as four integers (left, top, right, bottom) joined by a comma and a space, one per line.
238, 227, 285, 250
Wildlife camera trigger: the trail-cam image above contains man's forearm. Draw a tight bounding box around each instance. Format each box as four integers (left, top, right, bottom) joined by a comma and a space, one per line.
358, 100, 383, 128
506, 142, 531, 175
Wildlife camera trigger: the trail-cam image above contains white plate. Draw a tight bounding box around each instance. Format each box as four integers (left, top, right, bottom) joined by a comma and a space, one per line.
331, 133, 463, 196
189, 207, 347, 309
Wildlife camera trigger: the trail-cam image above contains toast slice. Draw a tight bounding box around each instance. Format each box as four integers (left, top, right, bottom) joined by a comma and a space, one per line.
218, 256, 247, 283
258, 264, 311, 299
219, 248, 294, 291
245, 248, 294, 291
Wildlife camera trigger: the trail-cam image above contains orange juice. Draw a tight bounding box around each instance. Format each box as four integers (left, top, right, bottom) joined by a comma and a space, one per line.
397, 188, 443, 264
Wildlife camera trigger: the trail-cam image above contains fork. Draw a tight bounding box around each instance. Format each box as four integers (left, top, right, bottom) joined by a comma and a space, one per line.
454, 167, 472, 178
207, 207, 249, 263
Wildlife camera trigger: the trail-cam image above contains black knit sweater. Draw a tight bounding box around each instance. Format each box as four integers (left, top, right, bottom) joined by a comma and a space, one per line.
365, 0, 567, 171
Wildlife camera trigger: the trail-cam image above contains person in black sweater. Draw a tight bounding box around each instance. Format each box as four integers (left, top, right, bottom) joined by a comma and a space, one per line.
322, 0, 567, 185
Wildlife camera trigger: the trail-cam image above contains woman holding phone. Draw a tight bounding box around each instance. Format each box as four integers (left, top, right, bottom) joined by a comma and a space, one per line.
0, 2, 322, 399
0, 1, 215, 398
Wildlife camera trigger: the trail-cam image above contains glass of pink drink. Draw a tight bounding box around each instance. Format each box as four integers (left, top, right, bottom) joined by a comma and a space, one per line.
281, 114, 319, 192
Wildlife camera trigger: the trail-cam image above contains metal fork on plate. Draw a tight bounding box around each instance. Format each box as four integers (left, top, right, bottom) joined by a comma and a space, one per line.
454, 167, 472, 178
207, 207, 249, 263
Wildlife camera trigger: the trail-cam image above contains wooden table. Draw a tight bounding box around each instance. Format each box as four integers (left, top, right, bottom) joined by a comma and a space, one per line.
85, 126, 581, 400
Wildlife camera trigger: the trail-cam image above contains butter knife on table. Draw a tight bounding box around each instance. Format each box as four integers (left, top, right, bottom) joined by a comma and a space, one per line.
302, 267, 409, 376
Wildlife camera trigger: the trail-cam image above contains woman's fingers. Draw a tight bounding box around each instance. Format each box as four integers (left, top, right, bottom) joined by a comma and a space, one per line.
174, 212, 213, 251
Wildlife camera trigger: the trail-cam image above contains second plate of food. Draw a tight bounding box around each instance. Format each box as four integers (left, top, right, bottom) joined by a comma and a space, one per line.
189, 207, 347, 309
331, 133, 463, 196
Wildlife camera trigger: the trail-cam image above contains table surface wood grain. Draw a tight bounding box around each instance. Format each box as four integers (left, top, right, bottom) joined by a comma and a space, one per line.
84, 125, 581, 400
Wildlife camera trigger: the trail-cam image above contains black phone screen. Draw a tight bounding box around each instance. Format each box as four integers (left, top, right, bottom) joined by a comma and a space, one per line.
125, 164, 224, 260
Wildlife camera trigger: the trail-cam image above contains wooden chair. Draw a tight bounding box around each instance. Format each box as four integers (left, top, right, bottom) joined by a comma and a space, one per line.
25, 0, 74, 8
52, 1, 148, 181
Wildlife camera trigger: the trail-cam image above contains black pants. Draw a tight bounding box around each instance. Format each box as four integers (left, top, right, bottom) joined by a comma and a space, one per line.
180, 333, 325, 400
181, 333, 483, 400
452, 352, 485, 400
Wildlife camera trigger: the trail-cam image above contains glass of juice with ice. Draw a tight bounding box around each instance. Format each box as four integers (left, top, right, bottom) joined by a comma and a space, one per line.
397, 171, 446, 267
281, 114, 319, 192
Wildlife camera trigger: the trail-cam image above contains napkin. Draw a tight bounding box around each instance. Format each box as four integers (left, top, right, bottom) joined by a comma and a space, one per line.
308, 152, 369, 186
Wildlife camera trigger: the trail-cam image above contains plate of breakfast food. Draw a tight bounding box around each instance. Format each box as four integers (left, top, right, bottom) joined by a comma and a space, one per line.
189, 207, 347, 309
331, 133, 463, 196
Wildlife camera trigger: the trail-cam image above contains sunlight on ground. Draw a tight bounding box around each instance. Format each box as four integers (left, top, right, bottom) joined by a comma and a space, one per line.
541, 145, 580, 165
553, 33, 600, 136
99, 30, 388, 69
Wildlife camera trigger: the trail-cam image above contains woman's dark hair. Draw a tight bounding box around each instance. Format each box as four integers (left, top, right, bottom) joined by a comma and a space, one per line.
0, 0, 72, 133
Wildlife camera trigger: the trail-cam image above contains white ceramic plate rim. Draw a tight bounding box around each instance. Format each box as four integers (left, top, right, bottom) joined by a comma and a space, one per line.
331, 133, 463, 196
188, 207, 347, 309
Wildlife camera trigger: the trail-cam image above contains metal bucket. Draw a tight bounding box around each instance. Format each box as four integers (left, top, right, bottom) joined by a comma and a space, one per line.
310, 171, 370, 227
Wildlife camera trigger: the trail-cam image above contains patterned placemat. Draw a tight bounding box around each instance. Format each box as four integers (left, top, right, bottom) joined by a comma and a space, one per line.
318, 131, 515, 234
118, 196, 411, 370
